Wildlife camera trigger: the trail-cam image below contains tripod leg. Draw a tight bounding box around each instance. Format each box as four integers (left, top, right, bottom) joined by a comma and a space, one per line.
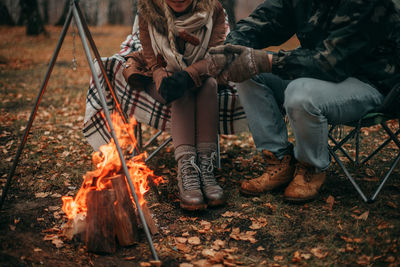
72, 3, 159, 261
0, 8, 74, 210
74, 3, 139, 154
74, 1, 128, 123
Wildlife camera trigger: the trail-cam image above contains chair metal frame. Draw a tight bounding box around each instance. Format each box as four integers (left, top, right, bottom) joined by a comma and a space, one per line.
137, 123, 221, 168
328, 113, 400, 203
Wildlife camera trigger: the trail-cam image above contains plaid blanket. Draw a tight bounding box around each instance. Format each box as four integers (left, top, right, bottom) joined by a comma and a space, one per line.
83, 15, 248, 151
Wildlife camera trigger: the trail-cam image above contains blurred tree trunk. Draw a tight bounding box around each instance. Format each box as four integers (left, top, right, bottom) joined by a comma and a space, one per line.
108, 0, 122, 24
220, 0, 236, 29
55, 0, 69, 26
19, 0, 46, 35
0, 2, 15, 25
41, 0, 49, 23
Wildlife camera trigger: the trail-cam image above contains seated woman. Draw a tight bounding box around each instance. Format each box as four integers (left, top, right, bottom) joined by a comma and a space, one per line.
83, 1, 248, 211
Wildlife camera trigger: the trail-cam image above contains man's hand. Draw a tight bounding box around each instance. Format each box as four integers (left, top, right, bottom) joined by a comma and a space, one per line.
204, 52, 235, 79
208, 44, 271, 83
159, 71, 195, 104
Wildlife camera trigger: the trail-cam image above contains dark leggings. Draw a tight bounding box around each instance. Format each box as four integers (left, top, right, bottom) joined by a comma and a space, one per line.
145, 77, 218, 148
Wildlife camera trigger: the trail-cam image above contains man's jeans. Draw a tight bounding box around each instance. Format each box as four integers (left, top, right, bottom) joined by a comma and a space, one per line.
236, 73, 384, 170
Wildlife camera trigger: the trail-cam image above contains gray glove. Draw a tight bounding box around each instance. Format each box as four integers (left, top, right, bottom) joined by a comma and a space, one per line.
208, 44, 271, 83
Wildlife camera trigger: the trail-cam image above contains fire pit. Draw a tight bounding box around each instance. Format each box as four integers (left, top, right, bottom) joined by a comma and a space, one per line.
61, 114, 163, 253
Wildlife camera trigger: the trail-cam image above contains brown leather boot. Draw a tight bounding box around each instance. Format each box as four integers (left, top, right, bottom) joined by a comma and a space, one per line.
240, 150, 295, 195
198, 143, 225, 207
175, 145, 207, 211
284, 162, 326, 202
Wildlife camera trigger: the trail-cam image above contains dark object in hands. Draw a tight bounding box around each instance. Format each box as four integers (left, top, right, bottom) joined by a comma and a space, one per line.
159, 71, 195, 104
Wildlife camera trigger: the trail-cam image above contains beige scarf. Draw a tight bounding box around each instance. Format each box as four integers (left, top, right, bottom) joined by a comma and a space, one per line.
148, 9, 214, 72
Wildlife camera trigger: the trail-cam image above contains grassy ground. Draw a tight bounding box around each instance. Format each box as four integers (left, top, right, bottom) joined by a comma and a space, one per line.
0, 25, 399, 267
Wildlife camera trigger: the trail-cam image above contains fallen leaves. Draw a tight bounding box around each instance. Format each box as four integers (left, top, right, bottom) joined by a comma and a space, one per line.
35, 192, 50, 198
249, 217, 267, 230
221, 211, 242, 218
43, 234, 64, 248
326, 195, 335, 211
188, 236, 201, 245
229, 228, 257, 243
351, 210, 369, 221
310, 247, 328, 259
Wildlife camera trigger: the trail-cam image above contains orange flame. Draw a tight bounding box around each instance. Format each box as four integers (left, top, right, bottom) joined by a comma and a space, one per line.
62, 113, 164, 220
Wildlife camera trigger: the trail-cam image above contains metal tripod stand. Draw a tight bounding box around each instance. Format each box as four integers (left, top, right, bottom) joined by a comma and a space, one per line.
0, 0, 159, 261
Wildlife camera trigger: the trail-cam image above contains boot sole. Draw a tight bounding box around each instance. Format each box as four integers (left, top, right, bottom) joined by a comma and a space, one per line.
284, 182, 325, 203
180, 202, 207, 211
240, 181, 291, 196
207, 199, 226, 207
284, 194, 318, 203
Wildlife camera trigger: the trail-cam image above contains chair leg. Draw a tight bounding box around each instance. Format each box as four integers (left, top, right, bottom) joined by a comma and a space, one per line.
145, 136, 173, 164
370, 151, 400, 202
137, 122, 143, 149
143, 130, 163, 149
328, 124, 358, 163
355, 121, 362, 167
216, 135, 221, 169
328, 147, 369, 202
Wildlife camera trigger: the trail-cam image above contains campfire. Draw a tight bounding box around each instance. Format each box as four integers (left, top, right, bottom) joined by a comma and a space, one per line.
61, 113, 163, 253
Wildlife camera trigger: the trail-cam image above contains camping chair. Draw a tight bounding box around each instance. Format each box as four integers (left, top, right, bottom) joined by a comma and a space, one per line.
83, 14, 249, 166
328, 83, 400, 203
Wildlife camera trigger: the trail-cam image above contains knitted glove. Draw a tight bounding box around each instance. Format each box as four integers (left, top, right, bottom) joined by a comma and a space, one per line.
159, 71, 195, 104
208, 44, 271, 83
204, 52, 235, 78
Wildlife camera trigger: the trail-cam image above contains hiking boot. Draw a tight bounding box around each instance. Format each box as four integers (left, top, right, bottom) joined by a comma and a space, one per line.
240, 150, 295, 195
198, 143, 225, 207
284, 162, 326, 202
175, 145, 207, 211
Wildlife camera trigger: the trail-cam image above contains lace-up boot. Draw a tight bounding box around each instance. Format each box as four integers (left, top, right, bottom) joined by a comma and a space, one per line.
240, 150, 295, 195
284, 162, 326, 202
175, 145, 206, 210
197, 143, 225, 207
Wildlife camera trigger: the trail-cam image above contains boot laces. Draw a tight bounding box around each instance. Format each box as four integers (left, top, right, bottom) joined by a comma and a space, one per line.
181, 155, 201, 190
199, 152, 217, 186
266, 159, 283, 177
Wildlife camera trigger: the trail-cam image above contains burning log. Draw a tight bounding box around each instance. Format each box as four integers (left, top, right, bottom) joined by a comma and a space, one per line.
110, 174, 158, 236
141, 202, 158, 235
85, 189, 117, 253
109, 175, 139, 246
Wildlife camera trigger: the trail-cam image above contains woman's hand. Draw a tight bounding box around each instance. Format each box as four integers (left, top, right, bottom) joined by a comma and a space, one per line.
159, 71, 195, 104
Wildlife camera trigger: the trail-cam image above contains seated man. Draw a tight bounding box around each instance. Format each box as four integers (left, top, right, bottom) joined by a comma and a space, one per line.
209, 0, 400, 202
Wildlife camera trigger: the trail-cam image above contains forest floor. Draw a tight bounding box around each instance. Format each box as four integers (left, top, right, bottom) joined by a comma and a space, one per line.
0, 25, 400, 267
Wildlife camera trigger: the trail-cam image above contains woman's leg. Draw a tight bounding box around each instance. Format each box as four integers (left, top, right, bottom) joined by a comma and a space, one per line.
171, 90, 196, 147
196, 77, 218, 144
195, 78, 225, 206
171, 91, 206, 210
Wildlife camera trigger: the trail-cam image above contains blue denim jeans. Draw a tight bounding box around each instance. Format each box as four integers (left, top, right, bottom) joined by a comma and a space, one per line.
236, 73, 384, 170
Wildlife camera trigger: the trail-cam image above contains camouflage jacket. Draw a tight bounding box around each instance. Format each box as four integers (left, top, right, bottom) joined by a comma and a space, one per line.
225, 0, 400, 94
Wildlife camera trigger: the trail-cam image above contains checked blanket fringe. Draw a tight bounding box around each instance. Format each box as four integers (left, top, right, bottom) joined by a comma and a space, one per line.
83, 14, 248, 151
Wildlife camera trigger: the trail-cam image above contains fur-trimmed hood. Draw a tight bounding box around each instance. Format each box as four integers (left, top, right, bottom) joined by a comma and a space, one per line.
138, 0, 216, 35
